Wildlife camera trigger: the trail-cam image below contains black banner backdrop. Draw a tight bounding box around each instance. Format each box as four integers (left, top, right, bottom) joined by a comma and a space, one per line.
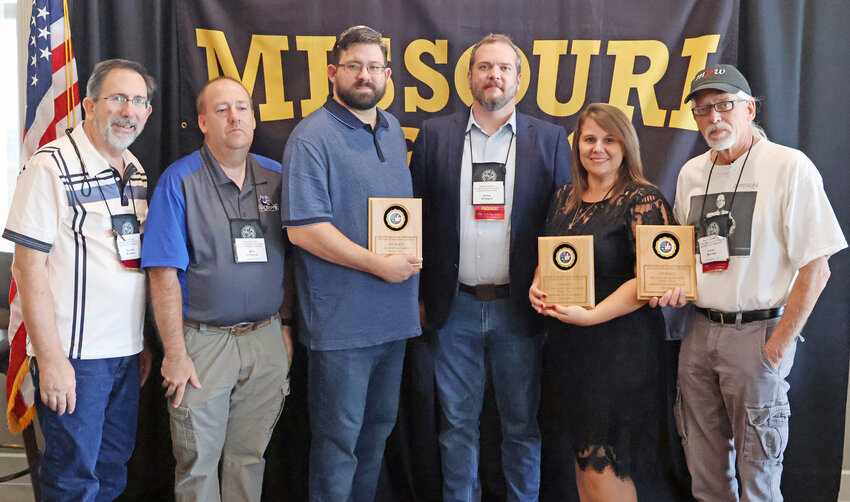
63, 1, 850, 501
174, 0, 738, 199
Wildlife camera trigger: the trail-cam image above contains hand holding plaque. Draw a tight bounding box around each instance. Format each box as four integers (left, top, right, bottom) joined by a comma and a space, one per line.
368, 198, 423, 265
537, 236, 595, 308
635, 225, 697, 300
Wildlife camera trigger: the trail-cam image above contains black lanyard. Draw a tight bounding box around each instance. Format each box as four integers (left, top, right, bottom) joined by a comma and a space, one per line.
66, 128, 139, 225
205, 150, 262, 226
467, 128, 515, 166
699, 136, 754, 231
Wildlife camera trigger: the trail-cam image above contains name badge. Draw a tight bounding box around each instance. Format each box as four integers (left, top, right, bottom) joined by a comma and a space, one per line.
475, 205, 506, 220
472, 162, 506, 205
230, 219, 268, 263
698, 234, 730, 272
111, 214, 141, 269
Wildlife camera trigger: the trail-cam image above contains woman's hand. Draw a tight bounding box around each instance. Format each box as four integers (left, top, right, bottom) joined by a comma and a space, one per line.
544, 304, 596, 326
529, 267, 548, 314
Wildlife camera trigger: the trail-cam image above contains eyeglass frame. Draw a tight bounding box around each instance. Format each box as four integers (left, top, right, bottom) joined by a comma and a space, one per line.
691, 98, 748, 117
92, 94, 151, 110
335, 62, 388, 75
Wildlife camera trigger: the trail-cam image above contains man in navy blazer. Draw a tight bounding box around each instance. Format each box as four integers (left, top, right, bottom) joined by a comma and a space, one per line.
410, 33, 570, 501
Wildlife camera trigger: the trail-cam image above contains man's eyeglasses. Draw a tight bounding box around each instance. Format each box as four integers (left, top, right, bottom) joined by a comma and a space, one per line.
336, 62, 387, 75
93, 95, 150, 110
691, 99, 747, 117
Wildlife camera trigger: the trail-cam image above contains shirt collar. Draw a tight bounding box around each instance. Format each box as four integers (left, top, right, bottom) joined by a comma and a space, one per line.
465, 107, 517, 136
322, 95, 389, 131
200, 143, 256, 188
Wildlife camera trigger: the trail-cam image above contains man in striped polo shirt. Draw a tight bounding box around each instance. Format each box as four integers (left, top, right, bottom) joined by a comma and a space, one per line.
3, 59, 155, 500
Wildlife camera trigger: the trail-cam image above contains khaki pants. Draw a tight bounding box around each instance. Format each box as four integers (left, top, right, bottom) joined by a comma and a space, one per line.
676, 313, 797, 502
169, 316, 290, 502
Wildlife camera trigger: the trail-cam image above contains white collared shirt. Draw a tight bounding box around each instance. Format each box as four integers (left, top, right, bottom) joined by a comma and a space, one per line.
3, 126, 148, 359
457, 109, 517, 286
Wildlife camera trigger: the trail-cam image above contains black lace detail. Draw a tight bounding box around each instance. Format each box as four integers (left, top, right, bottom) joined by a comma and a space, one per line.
541, 181, 676, 486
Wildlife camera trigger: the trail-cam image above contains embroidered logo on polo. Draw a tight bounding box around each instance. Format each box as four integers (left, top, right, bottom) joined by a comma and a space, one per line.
384, 205, 408, 231
653, 233, 679, 260
258, 195, 279, 212
553, 244, 577, 271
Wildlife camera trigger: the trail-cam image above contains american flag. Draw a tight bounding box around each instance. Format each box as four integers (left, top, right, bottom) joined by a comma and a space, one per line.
6, 0, 80, 434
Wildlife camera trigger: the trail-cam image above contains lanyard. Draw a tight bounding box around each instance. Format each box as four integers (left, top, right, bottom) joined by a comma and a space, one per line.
699, 136, 754, 230
204, 149, 262, 225
66, 128, 139, 227
467, 128, 515, 166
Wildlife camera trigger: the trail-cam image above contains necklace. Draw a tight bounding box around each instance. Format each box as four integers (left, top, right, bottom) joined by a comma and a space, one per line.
568, 184, 615, 231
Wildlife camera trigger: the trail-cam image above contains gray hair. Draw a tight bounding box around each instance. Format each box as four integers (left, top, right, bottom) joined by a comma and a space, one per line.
86, 59, 157, 101
735, 90, 768, 140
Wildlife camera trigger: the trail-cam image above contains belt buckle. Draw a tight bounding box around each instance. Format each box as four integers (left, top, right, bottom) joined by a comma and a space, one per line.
231, 321, 254, 335
708, 310, 723, 323
475, 284, 496, 302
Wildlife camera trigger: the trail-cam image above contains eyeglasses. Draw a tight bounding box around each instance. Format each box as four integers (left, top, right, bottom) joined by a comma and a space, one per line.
691, 99, 747, 117
336, 62, 387, 75
93, 95, 150, 110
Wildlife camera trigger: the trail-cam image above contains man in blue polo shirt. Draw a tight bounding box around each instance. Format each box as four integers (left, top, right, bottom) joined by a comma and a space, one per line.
142, 76, 293, 502
281, 25, 421, 502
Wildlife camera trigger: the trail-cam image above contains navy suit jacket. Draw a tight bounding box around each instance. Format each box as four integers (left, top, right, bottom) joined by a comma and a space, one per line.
410, 110, 571, 331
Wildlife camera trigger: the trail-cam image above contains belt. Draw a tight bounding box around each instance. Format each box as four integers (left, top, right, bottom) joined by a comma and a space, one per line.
184, 314, 277, 336
458, 283, 510, 301
696, 306, 784, 325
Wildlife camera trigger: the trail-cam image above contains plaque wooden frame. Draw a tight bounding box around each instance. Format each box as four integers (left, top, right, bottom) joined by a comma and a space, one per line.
537, 235, 595, 308
635, 225, 697, 300
368, 198, 423, 263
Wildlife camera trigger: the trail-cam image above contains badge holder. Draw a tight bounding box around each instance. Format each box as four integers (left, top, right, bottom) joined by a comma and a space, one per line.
111, 214, 142, 271
230, 218, 268, 263
698, 214, 732, 272
472, 161, 506, 220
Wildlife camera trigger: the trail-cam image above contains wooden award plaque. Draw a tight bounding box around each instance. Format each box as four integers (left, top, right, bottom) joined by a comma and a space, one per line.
635, 225, 697, 300
368, 198, 423, 263
537, 235, 595, 308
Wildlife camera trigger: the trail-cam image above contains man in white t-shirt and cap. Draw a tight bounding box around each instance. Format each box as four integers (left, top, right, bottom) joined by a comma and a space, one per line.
654, 64, 846, 501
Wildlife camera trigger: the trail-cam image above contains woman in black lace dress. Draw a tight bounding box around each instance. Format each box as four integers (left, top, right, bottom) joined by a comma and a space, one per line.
529, 103, 677, 501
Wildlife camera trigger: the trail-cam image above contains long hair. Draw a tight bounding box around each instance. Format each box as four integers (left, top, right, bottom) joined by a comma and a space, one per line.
564, 103, 652, 215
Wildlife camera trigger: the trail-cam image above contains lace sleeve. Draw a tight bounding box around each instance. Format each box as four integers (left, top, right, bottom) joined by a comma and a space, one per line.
627, 185, 675, 249
544, 183, 572, 229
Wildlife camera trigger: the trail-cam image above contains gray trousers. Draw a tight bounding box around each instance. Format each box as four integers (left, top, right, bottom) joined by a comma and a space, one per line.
676, 313, 797, 502
168, 316, 290, 502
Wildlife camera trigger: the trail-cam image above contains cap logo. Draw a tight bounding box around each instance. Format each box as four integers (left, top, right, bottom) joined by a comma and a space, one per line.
696, 68, 725, 81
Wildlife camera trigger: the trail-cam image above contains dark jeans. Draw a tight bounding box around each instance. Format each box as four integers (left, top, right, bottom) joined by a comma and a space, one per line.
33, 355, 140, 502
307, 339, 406, 502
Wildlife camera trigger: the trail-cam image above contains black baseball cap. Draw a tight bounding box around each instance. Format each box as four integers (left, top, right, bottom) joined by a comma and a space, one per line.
684, 64, 751, 103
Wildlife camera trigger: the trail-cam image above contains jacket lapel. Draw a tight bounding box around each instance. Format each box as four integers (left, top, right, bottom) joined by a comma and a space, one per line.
445, 112, 467, 235
511, 112, 535, 250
